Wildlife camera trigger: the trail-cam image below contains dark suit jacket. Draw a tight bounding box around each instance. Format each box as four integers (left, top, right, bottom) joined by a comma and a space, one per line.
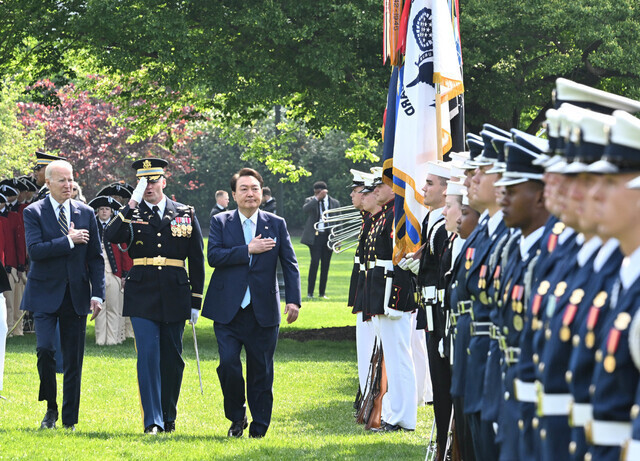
210, 204, 227, 220
300, 195, 340, 246
21, 198, 105, 315
202, 209, 302, 327
261, 198, 277, 214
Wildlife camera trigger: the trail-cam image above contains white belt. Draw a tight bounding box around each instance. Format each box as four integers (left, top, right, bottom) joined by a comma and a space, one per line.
513, 379, 537, 403
586, 419, 631, 446
569, 402, 592, 427
539, 392, 572, 416
422, 286, 436, 301
367, 261, 375, 269
623, 439, 640, 461
354, 255, 359, 264
359, 263, 365, 271
375, 259, 394, 270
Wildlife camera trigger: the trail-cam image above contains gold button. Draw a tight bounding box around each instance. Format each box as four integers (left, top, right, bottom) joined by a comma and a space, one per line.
589, 384, 595, 396
565, 371, 573, 383
585, 453, 592, 461
572, 335, 580, 347
157, 232, 161, 237
138, 230, 141, 233
518, 420, 524, 430
533, 354, 539, 364
532, 417, 539, 429
632, 404, 640, 420
569, 441, 576, 454
545, 328, 551, 340
504, 392, 510, 401
158, 266, 162, 271
540, 428, 546, 440
595, 350, 603, 362
157, 243, 162, 248
538, 362, 545, 373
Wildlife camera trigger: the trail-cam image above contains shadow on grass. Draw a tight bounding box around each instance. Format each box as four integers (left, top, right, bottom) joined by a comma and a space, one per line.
6, 331, 358, 363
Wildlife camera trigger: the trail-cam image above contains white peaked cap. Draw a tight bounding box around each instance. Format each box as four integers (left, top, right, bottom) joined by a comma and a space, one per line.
545, 108, 561, 138
610, 110, 640, 150
579, 112, 615, 146
556, 78, 640, 113
350, 169, 369, 183
446, 180, 466, 196
426, 160, 452, 179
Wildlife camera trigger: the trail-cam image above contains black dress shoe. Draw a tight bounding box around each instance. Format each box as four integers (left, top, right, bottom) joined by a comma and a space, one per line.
40, 409, 58, 429
248, 432, 264, 439
63, 424, 75, 431
370, 422, 414, 433
144, 425, 162, 435
227, 417, 248, 437
164, 421, 175, 433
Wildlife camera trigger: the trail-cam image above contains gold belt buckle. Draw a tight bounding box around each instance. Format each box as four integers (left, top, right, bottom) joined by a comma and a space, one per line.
152, 256, 167, 266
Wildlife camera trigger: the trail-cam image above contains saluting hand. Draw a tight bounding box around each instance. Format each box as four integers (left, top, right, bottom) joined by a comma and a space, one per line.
248, 234, 276, 254
68, 222, 90, 245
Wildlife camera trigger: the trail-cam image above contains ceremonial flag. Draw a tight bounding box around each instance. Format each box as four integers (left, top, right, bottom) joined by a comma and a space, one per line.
386, 0, 464, 261
383, 0, 404, 66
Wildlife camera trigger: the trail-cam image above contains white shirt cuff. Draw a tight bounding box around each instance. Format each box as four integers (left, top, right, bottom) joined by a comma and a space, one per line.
68, 236, 75, 249
91, 296, 103, 304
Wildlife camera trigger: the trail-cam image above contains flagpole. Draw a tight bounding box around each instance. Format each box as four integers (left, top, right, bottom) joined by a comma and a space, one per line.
435, 82, 443, 161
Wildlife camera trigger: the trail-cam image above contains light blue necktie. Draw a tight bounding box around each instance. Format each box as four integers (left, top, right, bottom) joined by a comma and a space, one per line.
241, 219, 253, 308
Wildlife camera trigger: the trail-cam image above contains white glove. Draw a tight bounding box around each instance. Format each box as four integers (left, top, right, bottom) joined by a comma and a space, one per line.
384, 306, 403, 320
190, 308, 200, 325
131, 177, 148, 204
438, 339, 445, 358
397, 258, 409, 271
406, 258, 420, 275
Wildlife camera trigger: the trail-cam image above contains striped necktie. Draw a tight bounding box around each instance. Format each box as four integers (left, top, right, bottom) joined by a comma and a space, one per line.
58, 204, 68, 235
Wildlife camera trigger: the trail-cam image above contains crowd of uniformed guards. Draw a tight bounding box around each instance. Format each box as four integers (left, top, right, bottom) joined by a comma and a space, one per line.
348, 78, 640, 461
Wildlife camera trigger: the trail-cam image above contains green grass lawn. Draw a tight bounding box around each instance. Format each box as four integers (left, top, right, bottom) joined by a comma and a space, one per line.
0, 241, 434, 460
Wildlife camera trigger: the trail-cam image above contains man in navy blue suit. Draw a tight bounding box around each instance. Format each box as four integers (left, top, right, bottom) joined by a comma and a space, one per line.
21, 160, 105, 430
202, 167, 301, 438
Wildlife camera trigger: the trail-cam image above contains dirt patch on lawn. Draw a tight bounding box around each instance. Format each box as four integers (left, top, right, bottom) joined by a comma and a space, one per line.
279, 326, 355, 342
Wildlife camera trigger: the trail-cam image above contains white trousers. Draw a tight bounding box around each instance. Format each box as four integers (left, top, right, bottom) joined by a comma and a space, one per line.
356, 312, 376, 393
0, 294, 7, 391
4, 269, 20, 336
411, 312, 433, 405
94, 272, 125, 345
375, 312, 418, 430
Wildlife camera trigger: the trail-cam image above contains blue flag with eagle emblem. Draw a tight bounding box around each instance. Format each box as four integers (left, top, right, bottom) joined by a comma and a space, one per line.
384, 0, 464, 262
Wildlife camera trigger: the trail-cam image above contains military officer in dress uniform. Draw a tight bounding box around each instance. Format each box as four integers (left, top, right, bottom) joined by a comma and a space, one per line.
89, 195, 132, 345
346, 170, 376, 403
96, 182, 135, 338
621, 160, 640, 461
401, 160, 451, 458
364, 167, 417, 432
580, 111, 640, 461
32, 152, 66, 202
105, 158, 205, 434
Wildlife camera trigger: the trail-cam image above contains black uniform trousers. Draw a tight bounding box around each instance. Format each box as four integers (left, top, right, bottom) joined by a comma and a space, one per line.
306, 231, 332, 296
214, 304, 279, 437
427, 331, 453, 458
33, 285, 87, 425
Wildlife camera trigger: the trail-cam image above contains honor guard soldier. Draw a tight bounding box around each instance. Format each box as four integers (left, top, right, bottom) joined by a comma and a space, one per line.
364, 167, 417, 432
463, 129, 509, 461
581, 111, 640, 461
105, 158, 205, 434
0, 184, 26, 337
621, 169, 640, 461
32, 152, 66, 202
96, 182, 136, 337
88, 196, 132, 345
491, 143, 548, 460
401, 160, 451, 458
346, 170, 378, 404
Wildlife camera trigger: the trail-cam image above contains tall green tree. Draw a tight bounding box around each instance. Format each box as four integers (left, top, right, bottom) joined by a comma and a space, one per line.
0, 79, 44, 178
461, 0, 640, 132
